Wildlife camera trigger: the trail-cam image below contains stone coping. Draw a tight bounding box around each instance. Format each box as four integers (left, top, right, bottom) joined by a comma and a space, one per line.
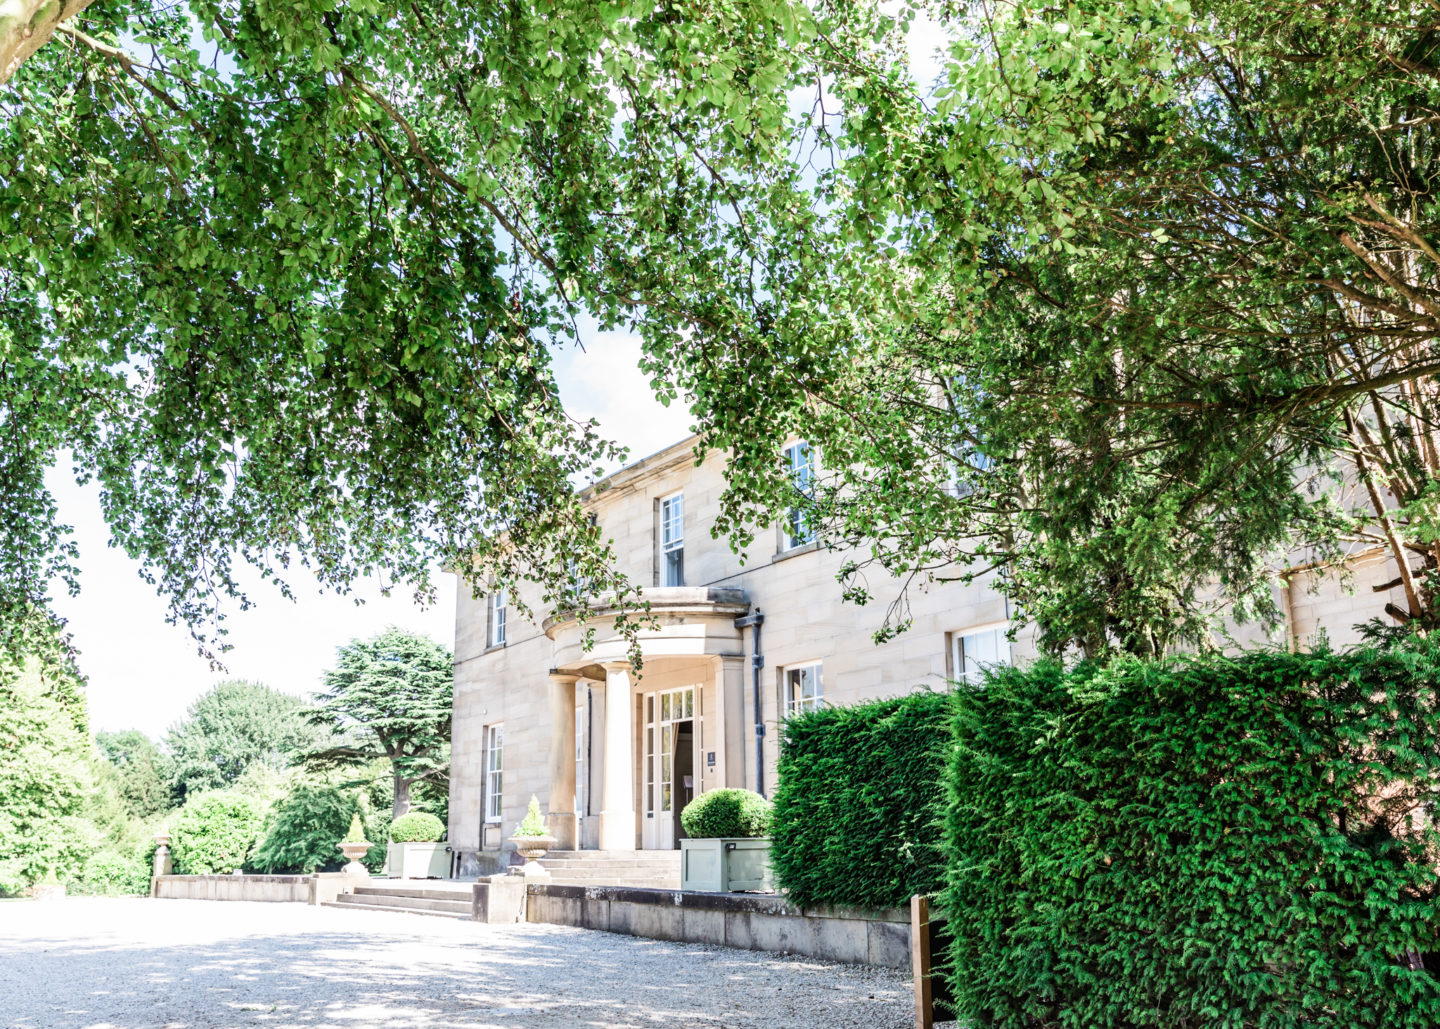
156, 874, 312, 884
524, 883, 907, 924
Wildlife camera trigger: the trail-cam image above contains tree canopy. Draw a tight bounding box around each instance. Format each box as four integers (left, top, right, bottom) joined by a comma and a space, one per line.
94, 728, 171, 820
6, 0, 1440, 659
165, 679, 319, 802
305, 627, 452, 818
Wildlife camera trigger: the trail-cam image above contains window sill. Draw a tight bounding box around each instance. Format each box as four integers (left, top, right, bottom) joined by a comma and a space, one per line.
771, 540, 820, 564
482, 642, 507, 655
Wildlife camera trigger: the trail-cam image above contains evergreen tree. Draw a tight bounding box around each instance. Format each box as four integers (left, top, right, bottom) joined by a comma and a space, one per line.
305, 629, 452, 819
165, 681, 320, 803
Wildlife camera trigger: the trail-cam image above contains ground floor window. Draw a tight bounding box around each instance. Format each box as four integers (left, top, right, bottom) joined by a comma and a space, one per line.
783, 662, 823, 716
484, 723, 503, 823
952, 624, 1011, 685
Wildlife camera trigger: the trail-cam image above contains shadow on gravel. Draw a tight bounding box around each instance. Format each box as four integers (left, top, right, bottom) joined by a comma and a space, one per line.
1, 912, 909, 1029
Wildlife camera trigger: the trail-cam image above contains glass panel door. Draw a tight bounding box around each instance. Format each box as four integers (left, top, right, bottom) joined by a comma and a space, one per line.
642, 685, 696, 850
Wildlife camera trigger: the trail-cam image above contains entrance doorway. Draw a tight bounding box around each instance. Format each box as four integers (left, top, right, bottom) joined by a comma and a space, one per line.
642, 685, 697, 850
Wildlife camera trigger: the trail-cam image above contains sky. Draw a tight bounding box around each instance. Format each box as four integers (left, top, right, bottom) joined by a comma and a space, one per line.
48, 12, 955, 740
50, 325, 693, 739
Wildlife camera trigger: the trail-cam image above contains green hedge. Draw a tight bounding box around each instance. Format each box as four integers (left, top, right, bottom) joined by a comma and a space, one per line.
170, 790, 267, 875
248, 787, 373, 874
771, 689, 953, 909
945, 648, 1440, 1028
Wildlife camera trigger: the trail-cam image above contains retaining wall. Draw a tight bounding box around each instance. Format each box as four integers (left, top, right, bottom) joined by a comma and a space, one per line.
151, 874, 312, 902
524, 884, 911, 968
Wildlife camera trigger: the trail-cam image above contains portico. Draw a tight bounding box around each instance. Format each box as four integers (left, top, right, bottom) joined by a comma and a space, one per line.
542, 587, 751, 851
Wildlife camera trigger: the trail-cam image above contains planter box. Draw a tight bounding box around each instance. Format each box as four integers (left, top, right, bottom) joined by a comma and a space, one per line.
386, 841, 452, 879
680, 837, 773, 892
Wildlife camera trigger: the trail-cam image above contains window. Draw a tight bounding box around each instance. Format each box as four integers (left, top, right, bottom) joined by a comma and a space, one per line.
947, 446, 995, 498
488, 589, 507, 647
784, 663, 823, 716
952, 625, 1011, 685
484, 724, 504, 823
782, 441, 816, 550
660, 492, 685, 587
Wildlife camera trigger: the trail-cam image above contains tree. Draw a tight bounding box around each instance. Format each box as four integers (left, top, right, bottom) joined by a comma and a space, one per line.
165, 680, 319, 802
305, 628, 452, 819
95, 729, 170, 821
247, 785, 370, 874
0, 650, 94, 893
10, 0, 1434, 661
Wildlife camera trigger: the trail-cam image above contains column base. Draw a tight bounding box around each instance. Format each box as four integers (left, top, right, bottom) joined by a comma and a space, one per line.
598, 810, 636, 852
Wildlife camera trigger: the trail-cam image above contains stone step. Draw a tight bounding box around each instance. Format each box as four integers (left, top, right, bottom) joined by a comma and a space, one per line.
353, 885, 472, 902
543, 851, 683, 863
539, 861, 681, 873
541, 868, 681, 881
322, 900, 469, 920
334, 891, 472, 915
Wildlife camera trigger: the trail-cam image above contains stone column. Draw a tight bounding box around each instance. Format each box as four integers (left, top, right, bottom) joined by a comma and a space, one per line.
547, 671, 580, 851
598, 660, 637, 851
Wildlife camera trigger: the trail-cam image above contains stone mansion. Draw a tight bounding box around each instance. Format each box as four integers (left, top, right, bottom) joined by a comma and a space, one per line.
446, 435, 1406, 872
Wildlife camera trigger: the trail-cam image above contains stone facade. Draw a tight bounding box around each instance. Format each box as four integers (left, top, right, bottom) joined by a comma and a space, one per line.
448, 435, 1395, 871
449, 435, 1038, 870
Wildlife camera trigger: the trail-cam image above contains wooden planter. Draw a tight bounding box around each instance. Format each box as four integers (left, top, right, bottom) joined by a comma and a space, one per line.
385, 841, 452, 879
679, 838, 772, 892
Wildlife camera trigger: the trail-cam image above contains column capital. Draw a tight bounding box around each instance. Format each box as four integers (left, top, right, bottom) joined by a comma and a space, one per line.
547, 668, 583, 684
599, 660, 633, 674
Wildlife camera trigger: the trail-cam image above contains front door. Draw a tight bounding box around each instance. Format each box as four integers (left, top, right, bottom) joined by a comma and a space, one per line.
642, 685, 697, 850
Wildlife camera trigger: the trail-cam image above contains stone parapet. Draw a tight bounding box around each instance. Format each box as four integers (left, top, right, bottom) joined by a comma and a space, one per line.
524, 884, 911, 968
151, 874, 312, 903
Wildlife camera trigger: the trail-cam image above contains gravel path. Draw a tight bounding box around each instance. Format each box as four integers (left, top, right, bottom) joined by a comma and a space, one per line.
0, 898, 916, 1028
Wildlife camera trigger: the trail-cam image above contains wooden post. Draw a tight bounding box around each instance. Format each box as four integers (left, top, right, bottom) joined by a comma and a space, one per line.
912, 894, 933, 1029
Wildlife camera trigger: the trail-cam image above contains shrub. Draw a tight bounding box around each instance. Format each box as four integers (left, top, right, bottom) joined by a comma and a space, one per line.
515, 795, 548, 837
170, 791, 266, 874
75, 850, 150, 895
680, 788, 772, 840
945, 647, 1440, 1028
771, 690, 952, 909
388, 811, 444, 843
248, 786, 360, 874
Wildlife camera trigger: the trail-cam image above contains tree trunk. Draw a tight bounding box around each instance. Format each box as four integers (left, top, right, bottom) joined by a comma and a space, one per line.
392, 775, 412, 820
1, 0, 97, 84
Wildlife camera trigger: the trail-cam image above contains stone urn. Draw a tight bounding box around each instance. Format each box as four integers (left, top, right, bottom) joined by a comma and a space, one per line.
337, 839, 373, 878
507, 834, 558, 878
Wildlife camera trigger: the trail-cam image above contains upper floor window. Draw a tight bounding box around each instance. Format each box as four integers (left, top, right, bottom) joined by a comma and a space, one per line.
660, 492, 685, 587
782, 441, 816, 551
784, 662, 823, 716
488, 589, 508, 648
952, 624, 1010, 685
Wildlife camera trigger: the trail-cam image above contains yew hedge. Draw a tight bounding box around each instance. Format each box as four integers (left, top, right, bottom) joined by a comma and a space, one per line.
946, 648, 1440, 1028
771, 689, 953, 909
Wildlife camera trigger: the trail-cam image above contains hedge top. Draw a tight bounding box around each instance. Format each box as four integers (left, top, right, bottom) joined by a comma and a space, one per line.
680, 788, 772, 839
388, 811, 444, 843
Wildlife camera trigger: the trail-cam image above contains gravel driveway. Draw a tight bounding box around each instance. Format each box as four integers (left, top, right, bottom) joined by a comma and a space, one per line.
0, 898, 916, 1028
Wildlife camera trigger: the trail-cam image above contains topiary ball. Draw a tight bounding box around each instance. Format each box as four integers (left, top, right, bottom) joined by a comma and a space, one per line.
388, 812, 445, 843
680, 788, 773, 839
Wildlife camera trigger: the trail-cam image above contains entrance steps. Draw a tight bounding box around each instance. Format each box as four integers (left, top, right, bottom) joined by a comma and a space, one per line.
322, 882, 472, 919
321, 851, 682, 919
540, 850, 681, 889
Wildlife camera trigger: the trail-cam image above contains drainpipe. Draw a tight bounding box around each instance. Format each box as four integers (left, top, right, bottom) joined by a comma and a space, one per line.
734, 610, 766, 797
